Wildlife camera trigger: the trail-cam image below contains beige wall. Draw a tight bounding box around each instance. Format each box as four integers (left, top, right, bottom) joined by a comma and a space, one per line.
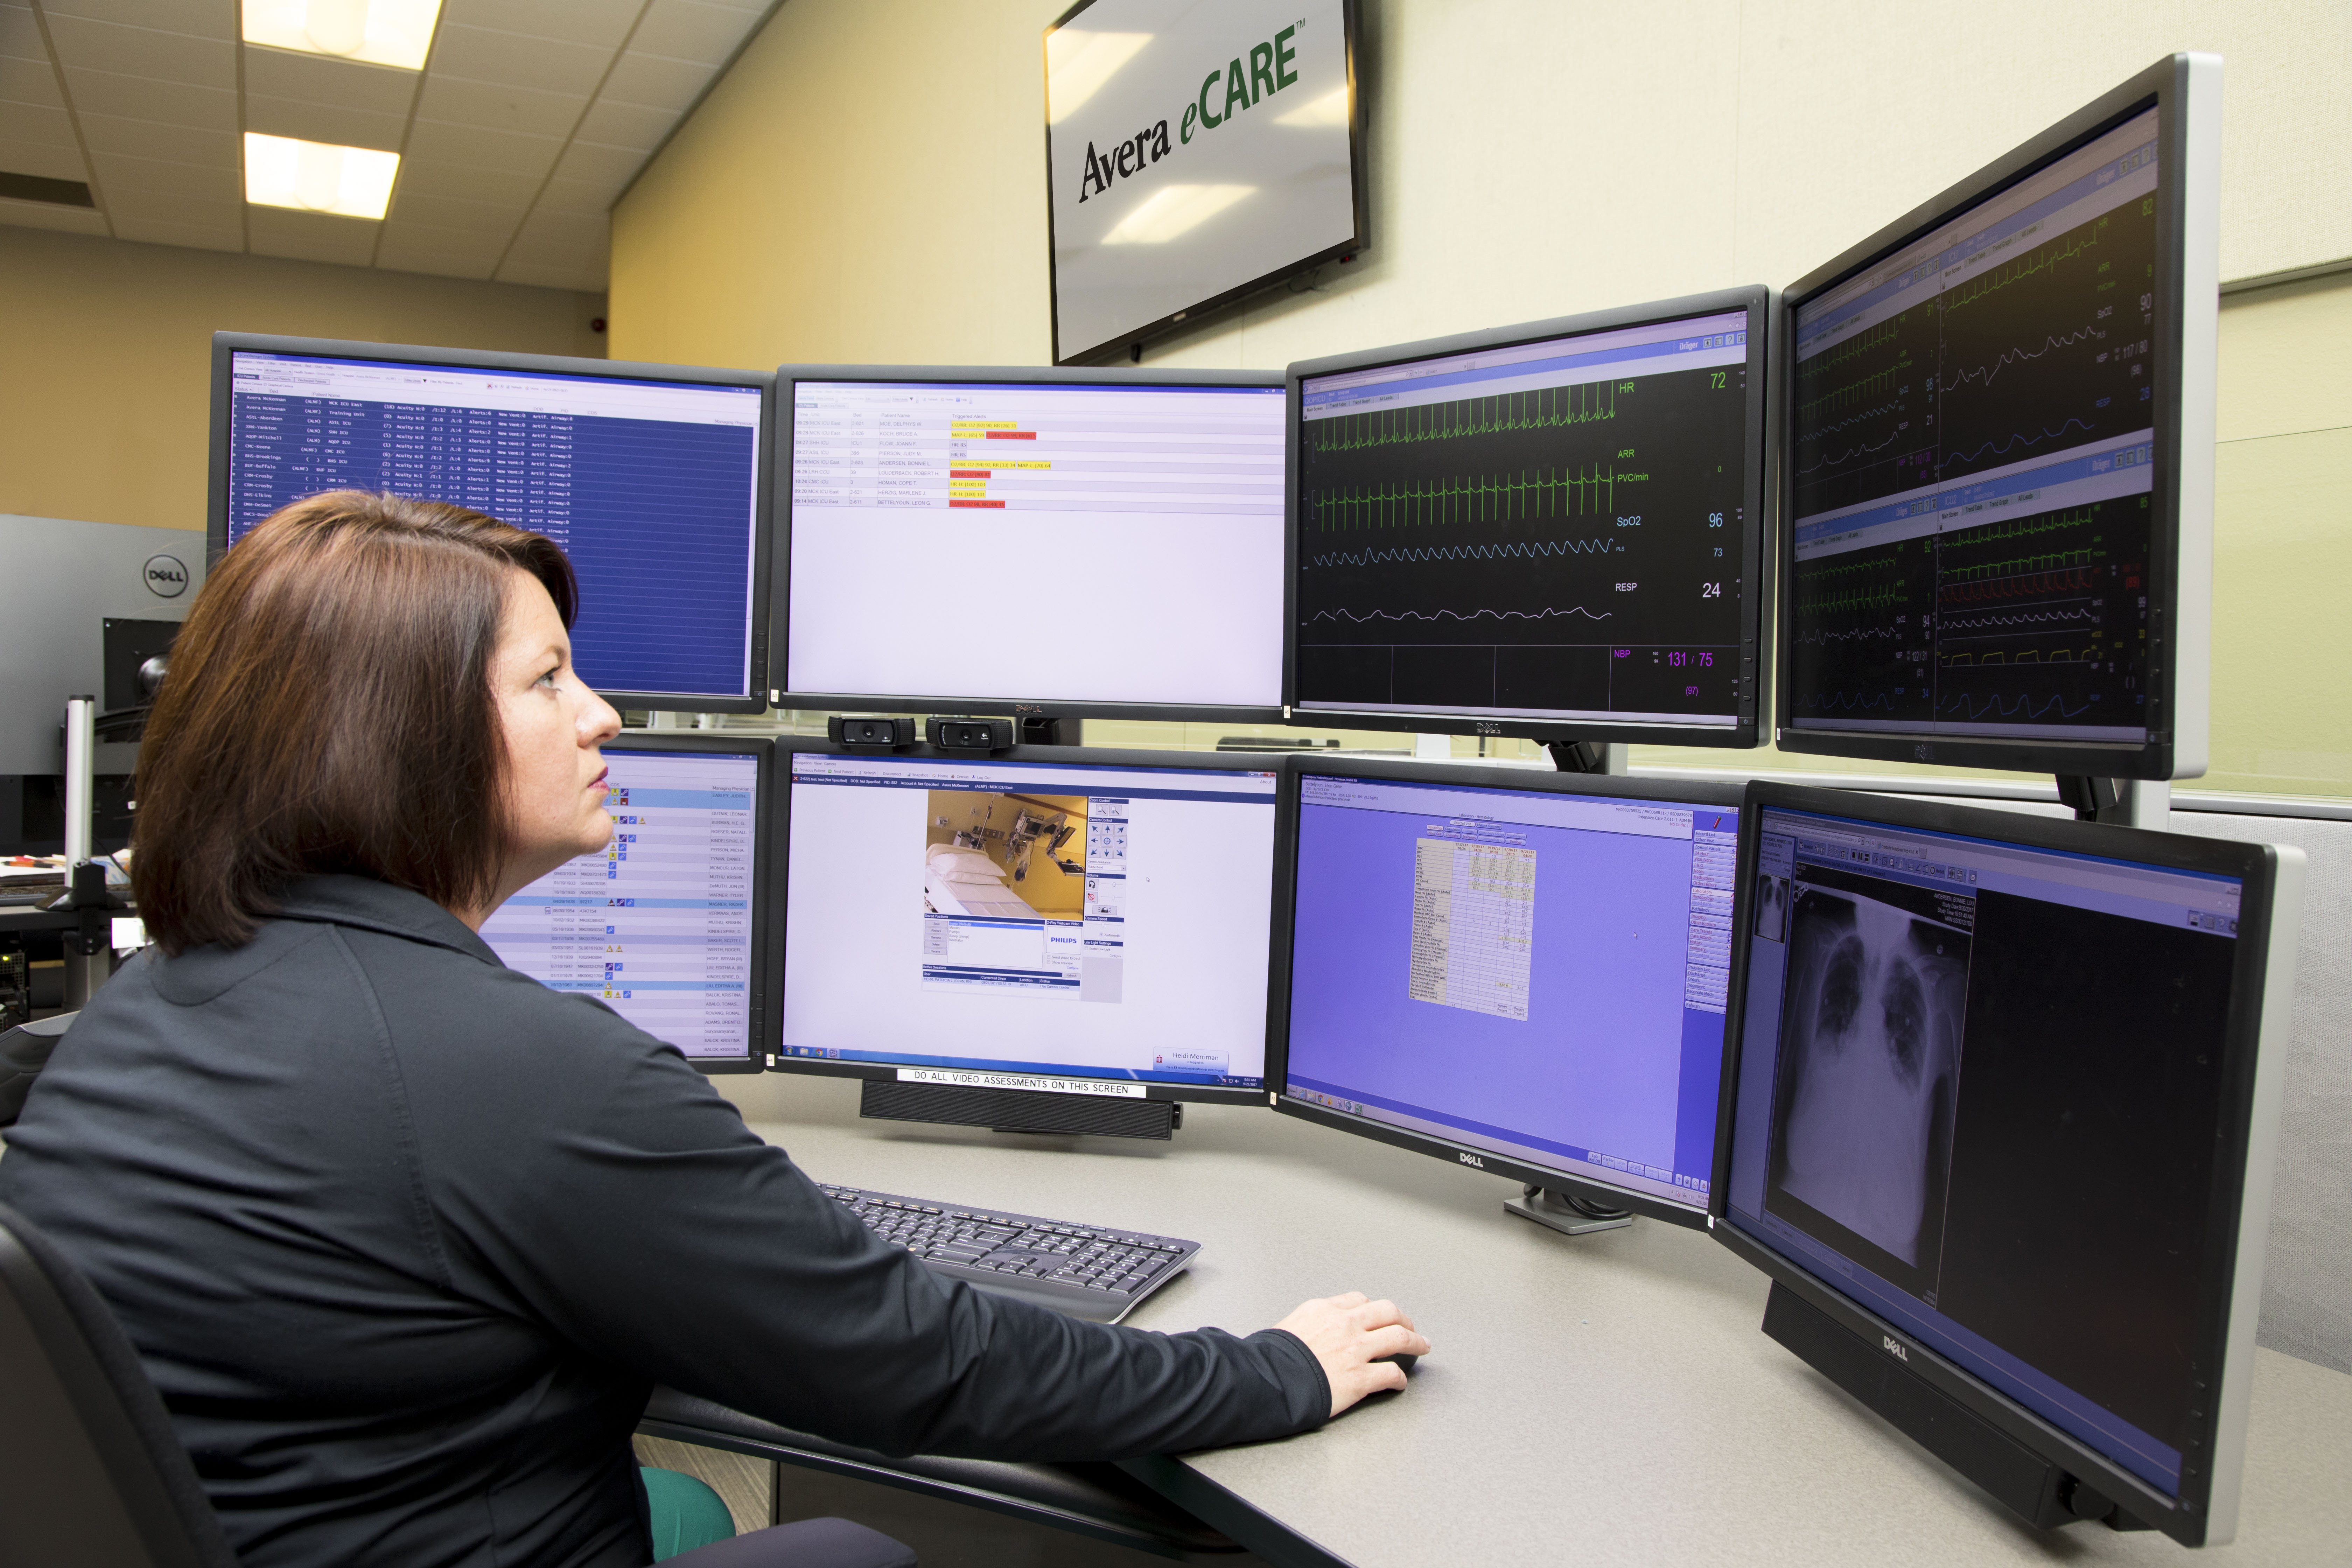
613, 0, 2352, 798
0, 227, 608, 534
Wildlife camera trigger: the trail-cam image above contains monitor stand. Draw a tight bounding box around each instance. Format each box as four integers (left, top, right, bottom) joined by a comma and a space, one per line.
2054, 776, 2169, 828
1505, 1184, 1634, 1236
1015, 715, 1081, 746
1547, 742, 1628, 775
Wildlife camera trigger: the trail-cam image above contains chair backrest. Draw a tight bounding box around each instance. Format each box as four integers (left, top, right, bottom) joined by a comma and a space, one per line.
0, 1202, 240, 1567
0, 1010, 77, 1128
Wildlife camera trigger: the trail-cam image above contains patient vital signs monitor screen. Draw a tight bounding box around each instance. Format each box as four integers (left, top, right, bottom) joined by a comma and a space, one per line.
1786, 110, 2161, 744
785, 379, 1285, 710
481, 747, 757, 1060
224, 350, 764, 701
782, 752, 1277, 1087
1293, 311, 1752, 729
1282, 773, 1738, 1212
1724, 804, 2247, 1496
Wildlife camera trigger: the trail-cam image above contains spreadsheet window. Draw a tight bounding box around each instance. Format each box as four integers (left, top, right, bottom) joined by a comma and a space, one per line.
225, 351, 763, 700
785, 380, 1285, 708
480, 748, 757, 1059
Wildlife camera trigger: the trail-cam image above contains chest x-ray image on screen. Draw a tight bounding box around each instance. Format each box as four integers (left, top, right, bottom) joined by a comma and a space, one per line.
1766, 842, 1969, 1276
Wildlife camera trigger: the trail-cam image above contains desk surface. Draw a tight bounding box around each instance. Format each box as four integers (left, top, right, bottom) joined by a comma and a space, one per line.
724, 1074, 2352, 1568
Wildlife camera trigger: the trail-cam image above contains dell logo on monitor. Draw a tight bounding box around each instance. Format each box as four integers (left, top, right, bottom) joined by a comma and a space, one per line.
1457, 1151, 1484, 1169
143, 554, 188, 598
1883, 1335, 1909, 1362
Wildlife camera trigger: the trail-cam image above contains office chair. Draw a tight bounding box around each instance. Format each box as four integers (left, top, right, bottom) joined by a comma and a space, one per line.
0, 1201, 240, 1567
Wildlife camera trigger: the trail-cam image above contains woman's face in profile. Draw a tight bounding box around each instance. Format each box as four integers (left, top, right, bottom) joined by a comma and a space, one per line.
492, 570, 623, 883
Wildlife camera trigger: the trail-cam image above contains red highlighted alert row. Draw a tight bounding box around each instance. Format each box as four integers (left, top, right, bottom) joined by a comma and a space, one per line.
948, 499, 1005, 509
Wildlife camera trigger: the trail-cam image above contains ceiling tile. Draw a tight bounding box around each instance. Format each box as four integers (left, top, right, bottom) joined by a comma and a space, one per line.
438, 0, 642, 52
42, 14, 234, 89
390, 156, 541, 205
0, 193, 108, 232
374, 220, 505, 276
549, 138, 642, 187
0, 133, 85, 178
402, 115, 561, 177
0, 54, 62, 107
242, 93, 407, 153
38, 0, 233, 40
90, 149, 239, 199
597, 49, 708, 112
241, 46, 419, 118
77, 112, 237, 166
104, 184, 240, 229
0, 99, 74, 146
0, 5, 44, 60
570, 96, 673, 152
385, 188, 522, 236
495, 255, 604, 290
428, 24, 611, 97
107, 214, 242, 250
414, 72, 584, 138
626, 0, 756, 69
59, 68, 236, 131
532, 173, 625, 215
508, 204, 602, 249
245, 202, 379, 265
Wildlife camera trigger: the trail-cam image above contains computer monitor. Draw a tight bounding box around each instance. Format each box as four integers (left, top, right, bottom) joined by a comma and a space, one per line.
1285, 287, 1771, 748
479, 734, 772, 1073
1778, 54, 2220, 779
777, 366, 1287, 722
1714, 781, 2299, 1545
1269, 756, 1744, 1227
208, 334, 775, 713
776, 743, 1280, 1132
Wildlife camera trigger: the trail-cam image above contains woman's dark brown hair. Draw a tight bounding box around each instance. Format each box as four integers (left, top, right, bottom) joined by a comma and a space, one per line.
133, 491, 578, 953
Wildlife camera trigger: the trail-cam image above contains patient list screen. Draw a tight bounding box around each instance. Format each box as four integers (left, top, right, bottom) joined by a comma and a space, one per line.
782, 752, 1276, 1087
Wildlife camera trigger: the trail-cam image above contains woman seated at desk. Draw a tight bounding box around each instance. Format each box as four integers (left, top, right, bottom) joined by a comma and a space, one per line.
0, 492, 1427, 1568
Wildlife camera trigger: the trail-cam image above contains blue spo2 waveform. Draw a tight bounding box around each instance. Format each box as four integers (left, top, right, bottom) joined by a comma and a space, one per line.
1787, 109, 2162, 745
226, 352, 762, 700
1294, 313, 1751, 730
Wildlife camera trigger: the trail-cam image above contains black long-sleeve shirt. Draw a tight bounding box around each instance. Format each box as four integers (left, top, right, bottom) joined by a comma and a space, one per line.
0, 875, 1326, 1567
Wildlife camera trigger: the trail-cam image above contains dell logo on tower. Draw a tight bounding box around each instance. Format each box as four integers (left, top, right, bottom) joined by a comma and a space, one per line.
144, 554, 189, 598
1458, 1151, 1485, 1169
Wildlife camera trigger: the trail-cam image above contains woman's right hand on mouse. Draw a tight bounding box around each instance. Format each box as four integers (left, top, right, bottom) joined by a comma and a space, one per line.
1273, 1292, 1429, 1416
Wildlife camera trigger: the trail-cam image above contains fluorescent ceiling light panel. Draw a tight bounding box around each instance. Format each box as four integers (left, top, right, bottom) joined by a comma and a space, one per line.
1046, 30, 1151, 124
1276, 86, 1350, 128
1101, 184, 1252, 245
244, 132, 401, 219
241, 0, 443, 71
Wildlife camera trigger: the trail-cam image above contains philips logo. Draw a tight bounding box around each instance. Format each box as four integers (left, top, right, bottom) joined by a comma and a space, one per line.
1882, 1335, 1909, 1362
1458, 1151, 1485, 1169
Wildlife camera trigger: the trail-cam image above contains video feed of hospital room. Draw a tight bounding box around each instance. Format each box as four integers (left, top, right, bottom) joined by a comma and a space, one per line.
924, 791, 1088, 920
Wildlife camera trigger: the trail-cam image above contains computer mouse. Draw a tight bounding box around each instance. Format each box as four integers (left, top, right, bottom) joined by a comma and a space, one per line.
1372, 1352, 1418, 1375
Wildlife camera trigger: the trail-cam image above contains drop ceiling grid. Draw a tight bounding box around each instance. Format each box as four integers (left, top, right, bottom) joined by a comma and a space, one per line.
0, 0, 776, 290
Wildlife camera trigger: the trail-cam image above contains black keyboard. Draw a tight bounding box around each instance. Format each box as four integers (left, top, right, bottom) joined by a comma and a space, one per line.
820, 1184, 1199, 1325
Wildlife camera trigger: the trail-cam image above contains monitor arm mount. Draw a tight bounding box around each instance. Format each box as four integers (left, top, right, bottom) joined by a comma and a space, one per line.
1547, 741, 1628, 775
2054, 776, 2170, 829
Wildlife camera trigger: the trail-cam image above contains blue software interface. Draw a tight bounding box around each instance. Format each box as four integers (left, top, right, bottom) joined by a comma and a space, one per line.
1724, 806, 2247, 1496
1283, 773, 1737, 1212
225, 350, 762, 700
781, 751, 1277, 1088
481, 747, 757, 1059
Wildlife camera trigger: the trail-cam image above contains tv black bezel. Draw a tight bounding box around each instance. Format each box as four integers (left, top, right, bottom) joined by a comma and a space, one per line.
772, 364, 1288, 724
1281, 286, 1777, 751
206, 332, 777, 715
771, 738, 1286, 1108
1710, 779, 2288, 1546
1773, 54, 2219, 780
1265, 753, 1747, 1229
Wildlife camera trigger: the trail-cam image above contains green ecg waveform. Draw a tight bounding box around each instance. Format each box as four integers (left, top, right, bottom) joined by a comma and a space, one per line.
1798, 318, 1905, 382
1798, 583, 1908, 614
1797, 354, 1914, 419
1311, 464, 1641, 531
1309, 382, 1616, 454
1941, 547, 2098, 585
1951, 506, 2101, 546
1941, 217, 2104, 317
1798, 554, 1906, 584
